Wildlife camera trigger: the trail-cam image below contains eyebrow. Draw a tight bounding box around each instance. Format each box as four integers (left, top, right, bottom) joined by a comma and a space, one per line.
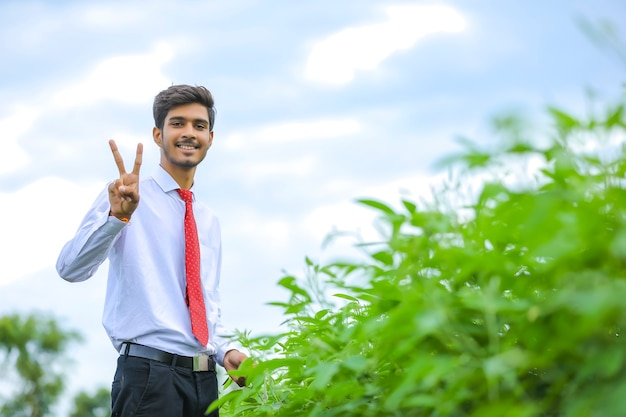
168, 116, 209, 125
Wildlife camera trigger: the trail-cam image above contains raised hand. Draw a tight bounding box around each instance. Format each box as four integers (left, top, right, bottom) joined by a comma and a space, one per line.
108, 140, 143, 220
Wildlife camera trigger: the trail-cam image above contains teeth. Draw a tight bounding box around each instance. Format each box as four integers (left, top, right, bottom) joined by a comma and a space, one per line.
178, 145, 195, 150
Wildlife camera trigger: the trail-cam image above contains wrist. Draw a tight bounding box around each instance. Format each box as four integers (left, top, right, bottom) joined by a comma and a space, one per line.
109, 210, 130, 223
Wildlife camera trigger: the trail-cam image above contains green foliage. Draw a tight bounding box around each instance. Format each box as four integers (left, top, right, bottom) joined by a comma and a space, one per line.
0, 313, 81, 417
69, 387, 111, 417
214, 97, 626, 417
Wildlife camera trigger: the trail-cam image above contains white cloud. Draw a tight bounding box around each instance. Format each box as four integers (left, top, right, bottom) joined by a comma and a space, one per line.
230, 211, 293, 251
306, 200, 378, 243
0, 43, 173, 176
51, 42, 174, 109
109, 132, 150, 150
241, 155, 318, 183
80, 4, 148, 28
304, 171, 449, 243
0, 177, 102, 286
223, 118, 361, 150
305, 4, 466, 84
0, 105, 40, 175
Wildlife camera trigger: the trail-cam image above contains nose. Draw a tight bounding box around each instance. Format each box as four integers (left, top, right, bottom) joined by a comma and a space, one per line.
181, 122, 196, 139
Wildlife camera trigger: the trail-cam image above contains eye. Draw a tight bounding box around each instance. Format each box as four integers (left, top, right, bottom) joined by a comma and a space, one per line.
171, 121, 183, 127
196, 124, 207, 130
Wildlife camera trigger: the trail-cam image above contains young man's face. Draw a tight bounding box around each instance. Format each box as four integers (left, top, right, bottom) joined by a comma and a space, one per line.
153, 102, 214, 171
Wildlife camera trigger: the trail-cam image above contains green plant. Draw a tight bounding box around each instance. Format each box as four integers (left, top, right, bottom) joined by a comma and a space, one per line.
213, 97, 626, 416
0, 313, 82, 417
69, 387, 111, 417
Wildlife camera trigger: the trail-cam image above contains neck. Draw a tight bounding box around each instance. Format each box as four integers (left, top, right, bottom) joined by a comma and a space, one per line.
160, 163, 196, 190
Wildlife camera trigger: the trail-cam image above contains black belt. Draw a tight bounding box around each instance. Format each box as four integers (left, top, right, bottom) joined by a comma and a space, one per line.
120, 343, 216, 372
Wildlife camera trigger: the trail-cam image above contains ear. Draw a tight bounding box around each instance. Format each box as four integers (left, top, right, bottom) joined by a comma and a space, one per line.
153, 126, 163, 147
207, 131, 214, 148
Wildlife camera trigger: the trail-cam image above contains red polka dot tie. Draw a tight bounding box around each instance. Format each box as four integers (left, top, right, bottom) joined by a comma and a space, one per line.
177, 189, 209, 346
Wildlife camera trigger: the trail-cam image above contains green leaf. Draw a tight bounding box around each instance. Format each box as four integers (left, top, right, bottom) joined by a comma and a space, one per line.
332, 293, 359, 302
315, 309, 330, 320
356, 198, 396, 216
371, 250, 394, 266
605, 103, 624, 128
548, 106, 580, 132
277, 276, 311, 300
402, 199, 417, 215
308, 361, 340, 391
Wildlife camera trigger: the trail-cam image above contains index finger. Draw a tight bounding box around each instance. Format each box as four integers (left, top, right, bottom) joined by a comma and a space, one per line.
109, 139, 127, 177
131, 143, 143, 176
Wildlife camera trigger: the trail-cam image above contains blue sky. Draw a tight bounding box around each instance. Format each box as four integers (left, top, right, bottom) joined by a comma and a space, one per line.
0, 0, 624, 413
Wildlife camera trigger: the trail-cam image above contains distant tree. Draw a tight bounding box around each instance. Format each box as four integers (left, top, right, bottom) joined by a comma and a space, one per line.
69, 387, 111, 417
0, 313, 81, 417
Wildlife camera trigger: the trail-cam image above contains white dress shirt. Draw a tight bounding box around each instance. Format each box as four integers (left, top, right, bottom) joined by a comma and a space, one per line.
56, 166, 237, 365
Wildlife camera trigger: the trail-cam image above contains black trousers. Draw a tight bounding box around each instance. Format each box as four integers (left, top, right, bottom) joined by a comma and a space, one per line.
111, 355, 219, 417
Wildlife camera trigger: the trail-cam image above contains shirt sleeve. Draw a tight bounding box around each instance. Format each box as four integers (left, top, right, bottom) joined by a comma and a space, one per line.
56, 187, 127, 282
206, 220, 240, 366
212, 291, 240, 367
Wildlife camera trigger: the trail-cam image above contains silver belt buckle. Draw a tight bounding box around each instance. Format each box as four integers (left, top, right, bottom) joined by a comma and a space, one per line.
193, 353, 210, 372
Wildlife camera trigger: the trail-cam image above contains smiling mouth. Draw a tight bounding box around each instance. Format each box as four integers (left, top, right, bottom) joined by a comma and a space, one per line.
177, 143, 198, 150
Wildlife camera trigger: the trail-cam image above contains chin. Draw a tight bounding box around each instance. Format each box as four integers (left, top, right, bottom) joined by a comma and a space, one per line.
175, 160, 200, 168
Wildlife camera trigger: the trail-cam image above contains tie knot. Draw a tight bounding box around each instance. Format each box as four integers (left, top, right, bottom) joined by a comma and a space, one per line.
177, 189, 193, 203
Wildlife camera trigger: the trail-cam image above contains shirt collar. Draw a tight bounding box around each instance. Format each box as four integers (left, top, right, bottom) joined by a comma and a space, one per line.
151, 165, 196, 196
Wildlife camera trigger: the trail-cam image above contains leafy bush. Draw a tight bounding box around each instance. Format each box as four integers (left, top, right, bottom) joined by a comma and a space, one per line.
69, 387, 111, 417
214, 97, 626, 417
0, 313, 82, 417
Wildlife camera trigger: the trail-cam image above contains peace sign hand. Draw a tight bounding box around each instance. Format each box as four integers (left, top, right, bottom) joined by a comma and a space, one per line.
108, 139, 143, 221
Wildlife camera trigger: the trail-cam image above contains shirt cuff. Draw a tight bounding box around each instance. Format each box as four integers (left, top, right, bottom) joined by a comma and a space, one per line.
105, 215, 130, 233
216, 343, 240, 367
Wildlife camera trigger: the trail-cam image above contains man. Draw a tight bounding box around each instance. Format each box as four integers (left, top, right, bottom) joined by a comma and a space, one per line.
57, 84, 247, 416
